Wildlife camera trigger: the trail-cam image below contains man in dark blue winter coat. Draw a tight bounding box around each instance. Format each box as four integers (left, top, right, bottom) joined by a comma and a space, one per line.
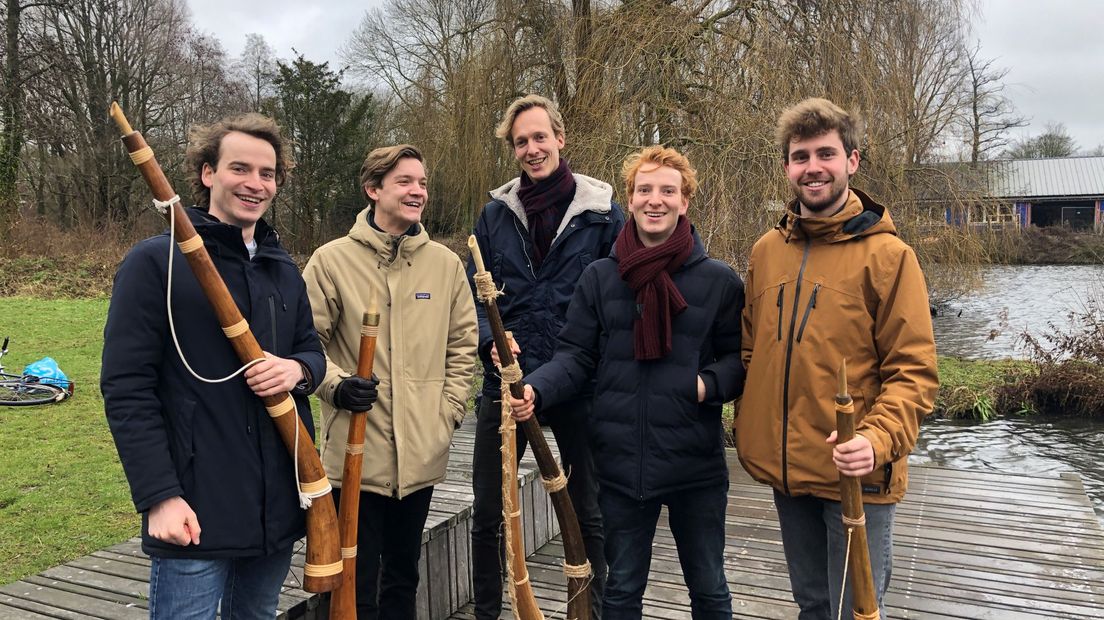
468, 94, 623, 619
101, 113, 326, 619
509, 146, 745, 619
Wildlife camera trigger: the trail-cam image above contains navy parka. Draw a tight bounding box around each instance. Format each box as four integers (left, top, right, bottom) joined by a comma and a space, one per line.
101, 208, 325, 558
468, 173, 624, 400
526, 231, 746, 500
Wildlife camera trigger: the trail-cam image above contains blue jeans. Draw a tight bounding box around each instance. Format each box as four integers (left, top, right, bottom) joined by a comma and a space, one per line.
600, 483, 731, 619
147, 544, 293, 619
773, 491, 895, 620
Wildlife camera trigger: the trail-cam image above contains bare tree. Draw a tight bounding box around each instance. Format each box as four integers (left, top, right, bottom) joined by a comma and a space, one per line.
1005, 122, 1078, 159
960, 43, 1027, 165
234, 33, 277, 112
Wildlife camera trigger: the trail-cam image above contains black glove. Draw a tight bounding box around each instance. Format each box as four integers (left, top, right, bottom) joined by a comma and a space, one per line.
333, 374, 378, 412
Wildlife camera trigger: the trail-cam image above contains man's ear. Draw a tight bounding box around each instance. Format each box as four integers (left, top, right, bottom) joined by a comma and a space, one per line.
847, 149, 860, 176
365, 183, 378, 202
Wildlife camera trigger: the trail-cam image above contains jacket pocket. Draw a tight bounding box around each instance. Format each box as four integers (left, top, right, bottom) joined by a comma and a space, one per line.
795, 283, 821, 343
168, 398, 197, 489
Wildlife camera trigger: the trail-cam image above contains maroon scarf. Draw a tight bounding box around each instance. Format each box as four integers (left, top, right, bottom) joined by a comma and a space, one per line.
615, 216, 694, 360
517, 159, 576, 267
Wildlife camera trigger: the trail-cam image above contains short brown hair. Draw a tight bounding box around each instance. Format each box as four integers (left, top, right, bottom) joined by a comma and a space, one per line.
775, 98, 862, 162
494, 94, 566, 146
185, 113, 293, 207
622, 145, 698, 201
359, 144, 424, 204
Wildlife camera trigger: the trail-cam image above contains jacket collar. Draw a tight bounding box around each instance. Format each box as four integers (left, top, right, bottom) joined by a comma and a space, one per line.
347, 206, 430, 261
490, 171, 614, 237
776, 188, 897, 244
185, 206, 293, 265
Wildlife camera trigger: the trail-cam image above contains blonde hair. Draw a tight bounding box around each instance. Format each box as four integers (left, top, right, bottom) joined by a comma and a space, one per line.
494, 94, 565, 146
621, 145, 698, 200
775, 97, 862, 162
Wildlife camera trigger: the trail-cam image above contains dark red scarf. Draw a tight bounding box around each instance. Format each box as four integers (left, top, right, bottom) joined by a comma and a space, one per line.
615, 216, 694, 360
517, 159, 576, 267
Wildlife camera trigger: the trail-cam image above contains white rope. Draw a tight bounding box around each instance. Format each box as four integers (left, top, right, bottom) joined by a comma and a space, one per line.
837, 526, 854, 620
152, 194, 181, 215
163, 204, 321, 510
165, 203, 263, 384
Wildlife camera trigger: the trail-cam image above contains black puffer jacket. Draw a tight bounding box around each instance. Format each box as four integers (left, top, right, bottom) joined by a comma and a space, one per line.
101, 208, 325, 558
526, 231, 745, 500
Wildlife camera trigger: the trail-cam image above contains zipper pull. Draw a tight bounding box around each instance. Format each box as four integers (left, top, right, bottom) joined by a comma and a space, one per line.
810, 284, 820, 308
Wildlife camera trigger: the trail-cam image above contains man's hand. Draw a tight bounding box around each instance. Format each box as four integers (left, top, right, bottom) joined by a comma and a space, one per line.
149, 496, 201, 546
245, 351, 304, 397
490, 340, 522, 367
826, 431, 875, 477
333, 374, 379, 412
697, 375, 706, 403
507, 384, 536, 422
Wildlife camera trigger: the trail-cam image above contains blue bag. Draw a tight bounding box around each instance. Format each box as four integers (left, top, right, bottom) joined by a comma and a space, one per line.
22, 357, 72, 391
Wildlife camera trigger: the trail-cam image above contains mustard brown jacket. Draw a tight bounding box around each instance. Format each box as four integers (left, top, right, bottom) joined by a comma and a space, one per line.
735, 189, 937, 504
303, 208, 478, 499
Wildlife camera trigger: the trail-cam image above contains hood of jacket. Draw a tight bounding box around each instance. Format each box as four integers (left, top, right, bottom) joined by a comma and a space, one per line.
775, 188, 897, 245
489, 172, 615, 238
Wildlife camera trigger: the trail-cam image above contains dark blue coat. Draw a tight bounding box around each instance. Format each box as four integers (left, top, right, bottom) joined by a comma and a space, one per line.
526, 231, 745, 500
468, 173, 624, 399
101, 208, 325, 559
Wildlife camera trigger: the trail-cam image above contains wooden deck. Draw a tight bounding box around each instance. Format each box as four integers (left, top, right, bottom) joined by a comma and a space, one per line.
2, 416, 1103, 619
451, 459, 1104, 619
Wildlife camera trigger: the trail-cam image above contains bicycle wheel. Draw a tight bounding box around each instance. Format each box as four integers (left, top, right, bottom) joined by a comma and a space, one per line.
0, 380, 65, 406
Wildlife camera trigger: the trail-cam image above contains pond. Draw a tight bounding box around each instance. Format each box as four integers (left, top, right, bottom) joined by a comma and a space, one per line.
922, 264, 1104, 522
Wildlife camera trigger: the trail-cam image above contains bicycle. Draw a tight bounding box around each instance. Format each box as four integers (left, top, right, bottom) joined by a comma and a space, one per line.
0, 336, 70, 406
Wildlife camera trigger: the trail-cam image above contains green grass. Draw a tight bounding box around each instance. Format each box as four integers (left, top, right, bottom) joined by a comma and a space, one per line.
0, 296, 137, 584
935, 356, 1030, 420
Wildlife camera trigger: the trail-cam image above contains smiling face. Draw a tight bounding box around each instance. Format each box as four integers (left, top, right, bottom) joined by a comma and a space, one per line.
202, 131, 277, 242
627, 164, 689, 247
784, 129, 860, 216
366, 156, 428, 235
510, 106, 565, 181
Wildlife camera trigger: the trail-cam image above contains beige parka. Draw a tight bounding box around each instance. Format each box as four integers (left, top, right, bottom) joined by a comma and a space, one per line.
303, 208, 478, 498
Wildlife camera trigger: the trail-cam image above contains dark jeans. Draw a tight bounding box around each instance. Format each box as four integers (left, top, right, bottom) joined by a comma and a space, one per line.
773, 490, 896, 620
470, 395, 606, 619
330, 485, 434, 620
600, 483, 732, 619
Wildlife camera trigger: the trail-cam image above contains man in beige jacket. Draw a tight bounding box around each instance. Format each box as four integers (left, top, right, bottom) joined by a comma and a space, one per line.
303, 144, 478, 619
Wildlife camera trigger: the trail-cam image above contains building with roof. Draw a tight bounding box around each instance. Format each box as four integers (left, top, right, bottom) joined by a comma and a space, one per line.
942, 156, 1104, 231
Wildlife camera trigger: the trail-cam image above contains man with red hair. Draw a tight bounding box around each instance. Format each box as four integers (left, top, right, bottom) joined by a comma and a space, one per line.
509, 146, 744, 619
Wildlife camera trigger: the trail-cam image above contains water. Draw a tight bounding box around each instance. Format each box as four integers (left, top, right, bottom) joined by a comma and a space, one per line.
912, 417, 1104, 522
923, 264, 1104, 522
932, 264, 1104, 360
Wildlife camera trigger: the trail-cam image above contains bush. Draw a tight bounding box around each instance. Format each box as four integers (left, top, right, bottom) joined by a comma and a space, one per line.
997, 295, 1104, 416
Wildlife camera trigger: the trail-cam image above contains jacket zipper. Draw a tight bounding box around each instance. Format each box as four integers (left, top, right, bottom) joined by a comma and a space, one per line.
511, 215, 537, 279
781, 241, 812, 495
795, 284, 820, 343
638, 364, 649, 500
775, 284, 784, 341
268, 295, 278, 353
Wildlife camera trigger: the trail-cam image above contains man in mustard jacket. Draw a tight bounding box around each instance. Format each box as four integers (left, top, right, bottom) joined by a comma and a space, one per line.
303, 144, 478, 619
736, 98, 938, 619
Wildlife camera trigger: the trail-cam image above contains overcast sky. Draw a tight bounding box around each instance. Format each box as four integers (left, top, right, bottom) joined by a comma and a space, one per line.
187, 0, 1104, 154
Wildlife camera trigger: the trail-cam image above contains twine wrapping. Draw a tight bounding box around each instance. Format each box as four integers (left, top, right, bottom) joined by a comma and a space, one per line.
473, 271, 504, 303
151, 193, 179, 215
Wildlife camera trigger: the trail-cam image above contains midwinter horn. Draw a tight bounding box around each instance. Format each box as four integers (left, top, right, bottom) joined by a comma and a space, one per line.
329, 302, 380, 619
109, 103, 342, 593
469, 235, 592, 620
835, 358, 880, 620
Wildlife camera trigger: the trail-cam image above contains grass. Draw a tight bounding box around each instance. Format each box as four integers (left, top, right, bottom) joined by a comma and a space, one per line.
0, 296, 136, 585
935, 356, 1031, 420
